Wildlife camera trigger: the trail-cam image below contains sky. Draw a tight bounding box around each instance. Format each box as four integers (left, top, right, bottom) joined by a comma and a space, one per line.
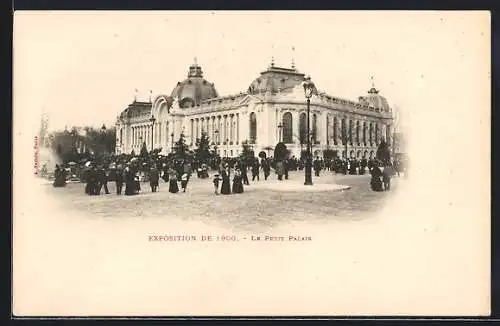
14, 11, 489, 134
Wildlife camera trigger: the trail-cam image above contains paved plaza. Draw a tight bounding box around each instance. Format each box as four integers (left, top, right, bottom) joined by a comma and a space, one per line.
40, 171, 404, 231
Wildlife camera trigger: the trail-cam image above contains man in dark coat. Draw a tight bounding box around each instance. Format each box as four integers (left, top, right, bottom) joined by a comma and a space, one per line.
262, 159, 271, 180
115, 166, 124, 195
149, 167, 160, 192
313, 157, 321, 177
95, 165, 110, 195
85, 166, 96, 195
251, 158, 260, 181
240, 161, 250, 185
382, 163, 394, 191
284, 159, 289, 180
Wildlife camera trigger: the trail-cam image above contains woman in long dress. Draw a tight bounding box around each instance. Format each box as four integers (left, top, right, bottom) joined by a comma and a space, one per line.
168, 168, 179, 193
232, 168, 244, 194
220, 165, 231, 195
370, 162, 384, 192
124, 167, 136, 195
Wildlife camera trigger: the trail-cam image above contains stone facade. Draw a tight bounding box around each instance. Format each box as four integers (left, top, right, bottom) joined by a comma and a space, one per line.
116, 61, 394, 159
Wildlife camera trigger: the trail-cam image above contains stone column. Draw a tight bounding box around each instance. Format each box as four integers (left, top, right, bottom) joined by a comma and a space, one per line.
236, 113, 240, 144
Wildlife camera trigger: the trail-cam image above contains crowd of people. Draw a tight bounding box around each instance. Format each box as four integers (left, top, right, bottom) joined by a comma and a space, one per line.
45, 152, 408, 195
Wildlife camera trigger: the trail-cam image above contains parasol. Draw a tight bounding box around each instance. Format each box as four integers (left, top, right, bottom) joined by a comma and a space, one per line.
68, 161, 77, 166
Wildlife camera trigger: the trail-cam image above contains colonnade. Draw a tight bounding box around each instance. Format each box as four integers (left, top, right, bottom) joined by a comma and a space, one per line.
189, 113, 240, 145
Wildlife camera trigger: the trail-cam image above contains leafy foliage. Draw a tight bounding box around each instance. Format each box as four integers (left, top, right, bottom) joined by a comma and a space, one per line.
239, 140, 255, 164
274, 142, 288, 161
376, 139, 391, 164
49, 125, 116, 163
139, 141, 149, 158
194, 132, 211, 163
173, 133, 190, 159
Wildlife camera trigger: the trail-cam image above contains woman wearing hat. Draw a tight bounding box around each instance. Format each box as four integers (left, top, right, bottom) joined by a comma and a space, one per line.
370, 160, 384, 192
232, 167, 244, 194
168, 167, 179, 194
220, 163, 231, 195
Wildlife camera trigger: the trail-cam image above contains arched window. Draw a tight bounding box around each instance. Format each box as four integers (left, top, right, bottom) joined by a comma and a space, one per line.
312, 114, 318, 143
282, 112, 293, 143
299, 113, 307, 144
326, 115, 329, 145
333, 117, 338, 145
249, 112, 257, 143
369, 123, 373, 146
341, 118, 346, 145
356, 121, 360, 146
363, 122, 367, 146
349, 120, 354, 145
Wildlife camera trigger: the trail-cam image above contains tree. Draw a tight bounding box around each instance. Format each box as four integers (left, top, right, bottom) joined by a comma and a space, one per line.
376, 139, 391, 164
194, 132, 211, 164
323, 149, 336, 160
239, 140, 254, 164
274, 142, 288, 161
140, 141, 149, 158
173, 133, 189, 159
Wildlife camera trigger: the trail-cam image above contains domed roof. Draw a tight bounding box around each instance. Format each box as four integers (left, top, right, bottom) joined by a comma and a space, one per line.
358, 79, 391, 112
247, 64, 306, 95
170, 60, 218, 108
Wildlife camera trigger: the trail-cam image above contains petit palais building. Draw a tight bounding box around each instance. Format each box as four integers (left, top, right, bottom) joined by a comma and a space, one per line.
115, 59, 394, 159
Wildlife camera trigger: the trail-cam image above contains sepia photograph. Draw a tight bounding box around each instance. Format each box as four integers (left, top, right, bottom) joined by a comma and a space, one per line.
13, 10, 490, 317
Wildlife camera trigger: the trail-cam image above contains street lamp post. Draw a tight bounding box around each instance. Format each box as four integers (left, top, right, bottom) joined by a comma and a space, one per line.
302, 76, 316, 186
100, 124, 107, 155
149, 115, 156, 152
277, 123, 283, 142
225, 138, 229, 158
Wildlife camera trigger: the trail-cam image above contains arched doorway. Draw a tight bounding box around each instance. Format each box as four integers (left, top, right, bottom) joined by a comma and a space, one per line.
356, 150, 361, 158
299, 112, 307, 145
282, 112, 293, 143
249, 112, 257, 143
369, 150, 374, 159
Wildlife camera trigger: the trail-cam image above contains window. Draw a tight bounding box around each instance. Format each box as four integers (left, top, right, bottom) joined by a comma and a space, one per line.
341, 118, 346, 145
349, 120, 353, 145
299, 113, 307, 144
356, 121, 360, 145
249, 112, 257, 143
312, 114, 318, 143
363, 122, 367, 146
333, 117, 338, 145
282, 112, 293, 143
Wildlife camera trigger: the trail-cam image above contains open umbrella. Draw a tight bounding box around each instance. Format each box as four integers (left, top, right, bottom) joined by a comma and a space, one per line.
68, 161, 77, 166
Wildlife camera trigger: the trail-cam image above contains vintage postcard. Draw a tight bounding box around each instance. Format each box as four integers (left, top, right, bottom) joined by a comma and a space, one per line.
12, 11, 491, 316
